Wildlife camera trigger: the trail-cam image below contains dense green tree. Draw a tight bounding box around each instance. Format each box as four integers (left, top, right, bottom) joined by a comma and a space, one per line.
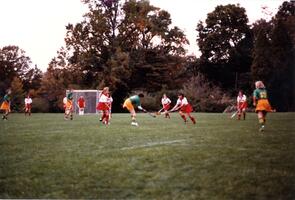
275, 1, 295, 43
0, 46, 31, 96
273, 1, 295, 111
196, 4, 253, 90
269, 19, 294, 111
46, 0, 188, 111
251, 1, 295, 111
251, 20, 273, 83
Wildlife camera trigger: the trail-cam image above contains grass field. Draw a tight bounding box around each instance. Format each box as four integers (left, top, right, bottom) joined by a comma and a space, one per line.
0, 112, 295, 199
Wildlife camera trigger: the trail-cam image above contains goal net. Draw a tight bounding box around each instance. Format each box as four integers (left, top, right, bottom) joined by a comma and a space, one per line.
66, 89, 101, 114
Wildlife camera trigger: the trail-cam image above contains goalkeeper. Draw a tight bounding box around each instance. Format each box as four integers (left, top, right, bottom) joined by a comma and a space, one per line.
123, 93, 145, 126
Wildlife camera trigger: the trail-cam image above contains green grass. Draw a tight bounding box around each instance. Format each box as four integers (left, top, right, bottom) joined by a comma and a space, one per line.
0, 112, 295, 199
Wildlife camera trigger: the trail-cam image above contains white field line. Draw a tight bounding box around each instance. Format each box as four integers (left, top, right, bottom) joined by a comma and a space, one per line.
121, 139, 186, 150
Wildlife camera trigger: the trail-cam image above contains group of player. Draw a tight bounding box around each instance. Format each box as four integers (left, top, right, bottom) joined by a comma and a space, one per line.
61, 86, 196, 126
234, 80, 274, 131
0, 91, 33, 120
122, 92, 196, 126
1, 80, 273, 131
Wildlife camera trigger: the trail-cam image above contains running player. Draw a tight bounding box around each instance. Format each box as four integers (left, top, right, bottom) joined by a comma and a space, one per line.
170, 93, 196, 124
1, 89, 11, 120
253, 81, 273, 132
236, 90, 247, 120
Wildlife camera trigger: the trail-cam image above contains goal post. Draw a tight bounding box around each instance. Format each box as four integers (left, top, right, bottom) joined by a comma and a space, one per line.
66, 89, 101, 114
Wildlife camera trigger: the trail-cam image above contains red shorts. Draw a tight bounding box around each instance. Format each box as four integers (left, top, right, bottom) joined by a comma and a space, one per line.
163, 104, 170, 111
96, 102, 109, 111
78, 104, 85, 108
180, 104, 193, 113
25, 104, 32, 110
238, 102, 247, 110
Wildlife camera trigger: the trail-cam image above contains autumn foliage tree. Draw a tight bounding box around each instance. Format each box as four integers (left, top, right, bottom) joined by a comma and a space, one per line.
45, 0, 188, 111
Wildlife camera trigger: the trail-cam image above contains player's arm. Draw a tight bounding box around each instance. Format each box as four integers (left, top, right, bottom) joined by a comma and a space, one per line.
253, 96, 257, 106
138, 105, 145, 111
253, 90, 258, 106
170, 103, 181, 112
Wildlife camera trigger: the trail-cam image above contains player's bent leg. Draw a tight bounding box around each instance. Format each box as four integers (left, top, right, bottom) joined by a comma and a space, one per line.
104, 110, 109, 125
237, 109, 241, 120
164, 110, 170, 118
179, 111, 187, 123
257, 111, 265, 131
242, 109, 246, 120
130, 109, 138, 126
4, 110, 9, 120
188, 113, 196, 124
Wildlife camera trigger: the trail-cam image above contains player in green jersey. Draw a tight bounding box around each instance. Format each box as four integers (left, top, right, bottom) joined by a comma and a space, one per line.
253, 81, 273, 132
123, 94, 145, 126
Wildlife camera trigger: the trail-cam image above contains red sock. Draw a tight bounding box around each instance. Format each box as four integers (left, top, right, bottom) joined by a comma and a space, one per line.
190, 116, 196, 124
181, 115, 187, 122
101, 113, 106, 122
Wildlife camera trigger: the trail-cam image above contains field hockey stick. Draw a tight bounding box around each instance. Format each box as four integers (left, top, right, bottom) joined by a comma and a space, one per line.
230, 110, 238, 118
139, 107, 156, 118
155, 107, 165, 115
158, 109, 176, 115
158, 107, 164, 113
167, 105, 182, 113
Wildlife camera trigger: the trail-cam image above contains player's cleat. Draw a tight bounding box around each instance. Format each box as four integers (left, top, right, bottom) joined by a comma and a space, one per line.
259, 125, 265, 132
131, 122, 139, 126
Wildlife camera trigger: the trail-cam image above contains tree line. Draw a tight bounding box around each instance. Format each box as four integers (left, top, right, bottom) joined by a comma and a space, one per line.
0, 0, 294, 112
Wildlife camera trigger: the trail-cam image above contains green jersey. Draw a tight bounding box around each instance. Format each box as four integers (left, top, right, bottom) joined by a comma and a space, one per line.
67, 92, 73, 100
3, 94, 10, 102
129, 95, 141, 107
253, 88, 268, 100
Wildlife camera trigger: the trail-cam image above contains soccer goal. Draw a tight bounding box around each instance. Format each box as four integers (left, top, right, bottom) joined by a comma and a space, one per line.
66, 89, 101, 114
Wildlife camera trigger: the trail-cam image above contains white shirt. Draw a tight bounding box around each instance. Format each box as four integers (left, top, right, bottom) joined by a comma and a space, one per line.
25, 97, 32, 104
99, 94, 109, 103
63, 97, 67, 104
108, 96, 113, 103
161, 97, 171, 105
176, 97, 188, 106
237, 95, 247, 103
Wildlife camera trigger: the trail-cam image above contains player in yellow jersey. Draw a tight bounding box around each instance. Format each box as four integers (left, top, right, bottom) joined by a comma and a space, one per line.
253, 81, 273, 132
64, 90, 74, 120
1, 89, 11, 120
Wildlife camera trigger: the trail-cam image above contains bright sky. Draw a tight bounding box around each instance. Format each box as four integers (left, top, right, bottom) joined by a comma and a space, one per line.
0, 0, 284, 72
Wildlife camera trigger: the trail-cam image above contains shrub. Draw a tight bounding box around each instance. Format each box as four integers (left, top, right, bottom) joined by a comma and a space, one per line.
181, 74, 233, 112
31, 97, 50, 113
